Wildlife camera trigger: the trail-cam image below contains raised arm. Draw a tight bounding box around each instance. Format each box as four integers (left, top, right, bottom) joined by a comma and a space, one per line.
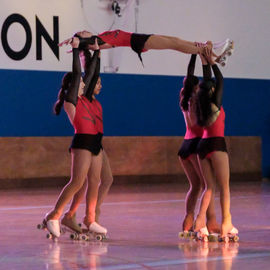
64, 38, 81, 106
211, 64, 224, 108
82, 38, 100, 101
187, 54, 197, 76
199, 53, 212, 81
84, 53, 100, 101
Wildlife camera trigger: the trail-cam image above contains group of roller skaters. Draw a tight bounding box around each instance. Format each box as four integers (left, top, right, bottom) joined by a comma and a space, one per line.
38, 28, 237, 243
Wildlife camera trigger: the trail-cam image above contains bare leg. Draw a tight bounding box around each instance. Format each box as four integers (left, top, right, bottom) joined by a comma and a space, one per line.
210, 152, 235, 237
206, 181, 220, 233
144, 35, 207, 54
95, 150, 113, 222
191, 156, 219, 233
84, 151, 103, 226
66, 180, 87, 217
60, 179, 88, 233
46, 149, 92, 220
194, 157, 216, 232
179, 155, 202, 231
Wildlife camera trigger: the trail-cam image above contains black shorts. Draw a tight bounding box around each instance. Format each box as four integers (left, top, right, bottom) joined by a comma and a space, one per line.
178, 137, 201, 159
70, 133, 103, 155
197, 137, 227, 159
131, 33, 152, 64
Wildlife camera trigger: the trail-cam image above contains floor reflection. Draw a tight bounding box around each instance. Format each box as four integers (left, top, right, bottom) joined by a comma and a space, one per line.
42, 241, 108, 270
178, 241, 239, 270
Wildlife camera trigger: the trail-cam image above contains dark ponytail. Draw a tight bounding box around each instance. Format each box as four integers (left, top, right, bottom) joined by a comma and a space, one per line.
196, 79, 216, 126
180, 75, 199, 111
53, 72, 73, 115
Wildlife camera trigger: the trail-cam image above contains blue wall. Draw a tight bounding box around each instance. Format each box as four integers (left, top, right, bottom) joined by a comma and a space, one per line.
0, 69, 270, 176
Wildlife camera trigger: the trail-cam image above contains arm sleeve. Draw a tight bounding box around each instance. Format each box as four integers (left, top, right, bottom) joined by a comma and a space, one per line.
83, 50, 100, 101
78, 36, 105, 48
64, 48, 81, 106
187, 54, 197, 76
211, 64, 224, 108
202, 64, 212, 81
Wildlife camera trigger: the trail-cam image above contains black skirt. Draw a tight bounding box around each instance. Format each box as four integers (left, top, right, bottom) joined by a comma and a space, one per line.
70, 133, 103, 155
131, 33, 152, 64
197, 137, 227, 159
178, 137, 201, 159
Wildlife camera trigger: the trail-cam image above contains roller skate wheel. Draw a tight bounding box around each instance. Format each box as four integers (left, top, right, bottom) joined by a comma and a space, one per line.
96, 235, 103, 241
46, 233, 52, 239
220, 61, 226, 67
37, 224, 43, 230
227, 50, 232, 56
79, 234, 85, 240
70, 233, 76, 240
221, 56, 227, 61
233, 235, 239, 242
178, 232, 184, 238
82, 234, 88, 241
208, 234, 218, 242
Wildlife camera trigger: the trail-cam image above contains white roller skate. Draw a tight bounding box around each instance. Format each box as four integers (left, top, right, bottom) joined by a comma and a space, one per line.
219, 227, 239, 243
83, 222, 108, 241
37, 216, 61, 240
195, 227, 209, 242
213, 39, 234, 67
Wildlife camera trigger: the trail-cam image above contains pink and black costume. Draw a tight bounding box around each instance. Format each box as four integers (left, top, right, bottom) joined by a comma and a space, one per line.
76, 29, 152, 64
178, 54, 211, 159
65, 48, 103, 155
197, 64, 227, 159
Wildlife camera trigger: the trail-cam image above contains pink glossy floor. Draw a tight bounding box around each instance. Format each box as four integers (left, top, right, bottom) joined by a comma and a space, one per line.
1, 181, 270, 270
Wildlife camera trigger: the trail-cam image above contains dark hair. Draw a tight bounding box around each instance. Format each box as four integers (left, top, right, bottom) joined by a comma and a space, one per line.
53, 72, 73, 115
196, 79, 216, 126
180, 75, 199, 111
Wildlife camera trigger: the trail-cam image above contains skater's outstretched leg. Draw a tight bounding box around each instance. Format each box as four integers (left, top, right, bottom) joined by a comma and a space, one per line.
144, 35, 211, 55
